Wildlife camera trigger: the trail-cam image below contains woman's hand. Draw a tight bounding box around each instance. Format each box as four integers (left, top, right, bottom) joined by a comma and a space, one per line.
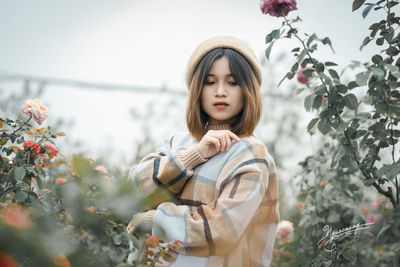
197, 130, 240, 159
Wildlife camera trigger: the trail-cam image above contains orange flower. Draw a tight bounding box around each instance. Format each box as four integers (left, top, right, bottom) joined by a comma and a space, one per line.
53, 254, 71, 267
374, 247, 384, 252
0, 251, 19, 267
306, 195, 311, 200
145, 236, 160, 248
45, 145, 58, 157
56, 178, 67, 184
0, 204, 32, 230
320, 181, 327, 187
86, 206, 95, 213
95, 165, 108, 174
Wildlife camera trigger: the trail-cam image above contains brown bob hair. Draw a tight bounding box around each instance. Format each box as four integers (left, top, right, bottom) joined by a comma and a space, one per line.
186, 48, 262, 142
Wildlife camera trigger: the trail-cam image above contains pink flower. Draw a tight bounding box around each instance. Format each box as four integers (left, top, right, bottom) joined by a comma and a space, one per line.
370, 201, 380, 210
366, 214, 374, 224
276, 220, 294, 239
260, 0, 297, 17
22, 99, 48, 125
373, 214, 382, 223
297, 67, 312, 84
23, 141, 41, 154
385, 202, 393, 209
296, 202, 304, 209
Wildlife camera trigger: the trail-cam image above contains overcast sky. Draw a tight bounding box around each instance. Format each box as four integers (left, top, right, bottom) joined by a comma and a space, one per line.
0, 0, 393, 166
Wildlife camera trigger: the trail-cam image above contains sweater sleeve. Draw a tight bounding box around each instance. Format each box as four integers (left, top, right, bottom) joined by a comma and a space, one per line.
128, 134, 208, 195
152, 142, 270, 256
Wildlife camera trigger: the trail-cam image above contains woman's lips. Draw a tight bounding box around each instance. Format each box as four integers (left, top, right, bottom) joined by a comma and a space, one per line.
214, 103, 229, 110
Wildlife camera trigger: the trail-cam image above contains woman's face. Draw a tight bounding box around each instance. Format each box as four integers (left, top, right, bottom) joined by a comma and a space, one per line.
200, 56, 244, 124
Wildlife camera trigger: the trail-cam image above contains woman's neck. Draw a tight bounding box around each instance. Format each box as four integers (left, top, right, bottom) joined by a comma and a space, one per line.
205, 115, 240, 132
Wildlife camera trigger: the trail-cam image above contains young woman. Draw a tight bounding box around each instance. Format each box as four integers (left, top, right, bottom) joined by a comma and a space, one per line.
128, 36, 280, 266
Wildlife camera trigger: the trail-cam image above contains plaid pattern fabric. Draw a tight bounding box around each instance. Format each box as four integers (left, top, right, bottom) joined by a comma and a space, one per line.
129, 131, 279, 266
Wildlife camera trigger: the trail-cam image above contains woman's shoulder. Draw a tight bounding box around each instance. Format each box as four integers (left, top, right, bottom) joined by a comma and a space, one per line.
232, 135, 275, 166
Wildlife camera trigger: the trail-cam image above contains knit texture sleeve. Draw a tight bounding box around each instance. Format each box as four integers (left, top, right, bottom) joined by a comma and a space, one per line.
128, 135, 207, 195
152, 140, 278, 256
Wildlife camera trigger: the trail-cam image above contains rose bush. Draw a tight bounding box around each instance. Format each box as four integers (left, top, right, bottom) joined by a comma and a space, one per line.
263, 0, 400, 265
1, 99, 179, 266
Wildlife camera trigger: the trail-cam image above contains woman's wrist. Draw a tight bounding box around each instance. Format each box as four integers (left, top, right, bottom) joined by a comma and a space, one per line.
176, 145, 208, 170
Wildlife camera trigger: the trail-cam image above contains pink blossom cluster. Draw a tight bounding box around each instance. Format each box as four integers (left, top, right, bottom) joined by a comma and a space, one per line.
22, 99, 48, 125
260, 0, 297, 17
276, 220, 294, 239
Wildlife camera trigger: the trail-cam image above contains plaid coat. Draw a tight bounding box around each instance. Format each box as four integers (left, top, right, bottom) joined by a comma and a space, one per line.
129, 131, 280, 266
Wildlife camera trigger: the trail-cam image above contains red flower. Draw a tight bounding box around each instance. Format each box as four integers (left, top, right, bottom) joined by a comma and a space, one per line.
23, 141, 41, 154
45, 145, 58, 157
260, 0, 297, 17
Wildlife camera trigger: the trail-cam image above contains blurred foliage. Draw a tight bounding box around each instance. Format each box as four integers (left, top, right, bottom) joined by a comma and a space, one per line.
0, 91, 177, 266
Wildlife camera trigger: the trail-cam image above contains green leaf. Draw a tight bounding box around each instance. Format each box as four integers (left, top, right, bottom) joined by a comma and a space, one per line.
297, 48, 309, 64
14, 190, 28, 202
318, 119, 331, 135
355, 71, 370, 86
290, 62, 299, 73
307, 118, 320, 131
385, 64, 399, 73
352, 0, 366, 11
362, 4, 374, 18
14, 167, 26, 183
271, 29, 280, 39
303, 69, 313, 78
360, 37, 371, 50
304, 94, 315, 112
370, 66, 385, 78
325, 61, 338, 67
328, 69, 340, 80
347, 81, 359, 90
316, 62, 325, 73
391, 72, 400, 79
376, 37, 384, 46
277, 72, 290, 87
377, 223, 391, 240
321, 37, 335, 54
364, 179, 375, 186
265, 42, 274, 60
344, 94, 358, 110
372, 55, 383, 65
306, 33, 318, 47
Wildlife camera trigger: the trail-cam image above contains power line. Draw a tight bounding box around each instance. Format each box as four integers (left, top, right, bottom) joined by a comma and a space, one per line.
0, 70, 300, 100
0, 71, 187, 96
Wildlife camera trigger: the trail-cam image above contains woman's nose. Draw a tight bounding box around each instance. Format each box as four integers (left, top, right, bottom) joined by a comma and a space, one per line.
215, 83, 227, 96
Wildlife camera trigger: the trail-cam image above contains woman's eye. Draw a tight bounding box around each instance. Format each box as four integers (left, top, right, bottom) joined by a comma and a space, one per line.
205, 81, 215, 85
228, 81, 238, 86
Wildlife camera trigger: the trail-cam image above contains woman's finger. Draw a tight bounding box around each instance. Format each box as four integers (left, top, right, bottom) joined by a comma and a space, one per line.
228, 131, 241, 142
218, 135, 226, 151
225, 134, 231, 151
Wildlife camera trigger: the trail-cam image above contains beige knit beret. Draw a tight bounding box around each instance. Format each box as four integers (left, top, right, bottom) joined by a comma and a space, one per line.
185, 36, 262, 90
